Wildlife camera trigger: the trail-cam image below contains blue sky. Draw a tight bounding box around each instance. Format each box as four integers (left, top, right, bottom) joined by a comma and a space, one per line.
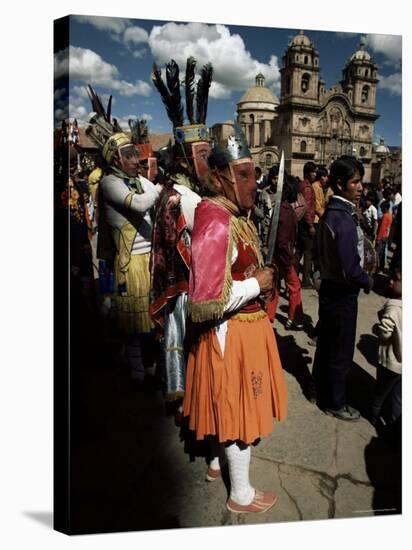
54, 15, 402, 146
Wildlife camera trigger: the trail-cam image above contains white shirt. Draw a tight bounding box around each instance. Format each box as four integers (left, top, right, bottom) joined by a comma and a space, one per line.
364, 204, 378, 228
215, 245, 261, 355
100, 174, 160, 255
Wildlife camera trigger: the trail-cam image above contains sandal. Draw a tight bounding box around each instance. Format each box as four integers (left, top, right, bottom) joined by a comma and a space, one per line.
226, 489, 278, 514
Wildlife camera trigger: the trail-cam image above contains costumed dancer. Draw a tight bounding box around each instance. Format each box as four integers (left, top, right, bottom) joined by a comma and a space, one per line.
149, 58, 213, 417
86, 86, 160, 385
182, 124, 288, 513
128, 118, 159, 184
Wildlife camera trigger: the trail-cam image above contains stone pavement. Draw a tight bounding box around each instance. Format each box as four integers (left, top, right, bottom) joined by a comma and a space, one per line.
69, 274, 401, 534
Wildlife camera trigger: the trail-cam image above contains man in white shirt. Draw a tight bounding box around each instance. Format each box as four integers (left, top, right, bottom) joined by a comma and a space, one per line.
363, 192, 378, 241
87, 86, 160, 385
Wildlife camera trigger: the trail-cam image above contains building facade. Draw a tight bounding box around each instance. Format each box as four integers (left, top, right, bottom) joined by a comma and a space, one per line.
231, 31, 382, 181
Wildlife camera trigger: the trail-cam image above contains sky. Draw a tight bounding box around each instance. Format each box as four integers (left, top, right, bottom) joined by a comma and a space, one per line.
54, 15, 402, 147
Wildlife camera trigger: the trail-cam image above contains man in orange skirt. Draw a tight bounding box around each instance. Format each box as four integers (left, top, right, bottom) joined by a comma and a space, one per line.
183, 124, 288, 514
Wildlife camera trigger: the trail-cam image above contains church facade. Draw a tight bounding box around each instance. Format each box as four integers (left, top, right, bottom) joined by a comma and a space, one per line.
214, 30, 381, 182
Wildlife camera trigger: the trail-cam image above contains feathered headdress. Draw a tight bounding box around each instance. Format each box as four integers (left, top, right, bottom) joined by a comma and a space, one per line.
128, 118, 149, 145
152, 57, 213, 144
86, 84, 130, 164
128, 118, 153, 161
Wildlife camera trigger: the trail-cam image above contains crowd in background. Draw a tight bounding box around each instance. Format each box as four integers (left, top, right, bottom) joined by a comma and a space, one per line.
57, 149, 402, 447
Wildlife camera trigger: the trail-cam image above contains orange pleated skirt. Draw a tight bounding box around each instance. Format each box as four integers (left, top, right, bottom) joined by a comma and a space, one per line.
182, 315, 288, 444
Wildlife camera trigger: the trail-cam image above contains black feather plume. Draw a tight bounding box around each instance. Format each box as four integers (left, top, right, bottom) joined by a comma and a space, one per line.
195, 63, 213, 124
166, 60, 184, 127
107, 95, 113, 123
185, 57, 196, 124
87, 85, 108, 121
152, 63, 180, 128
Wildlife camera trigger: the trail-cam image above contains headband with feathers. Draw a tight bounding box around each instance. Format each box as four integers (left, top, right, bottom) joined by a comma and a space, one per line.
151, 57, 213, 130
86, 84, 130, 163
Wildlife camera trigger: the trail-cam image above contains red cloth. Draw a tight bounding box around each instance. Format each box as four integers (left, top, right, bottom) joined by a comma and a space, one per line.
275, 201, 298, 272
267, 265, 303, 322
231, 238, 262, 314
188, 200, 232, 316
377, 212, 393, 241
149, 187, 191, 328
298, 178, 315, 225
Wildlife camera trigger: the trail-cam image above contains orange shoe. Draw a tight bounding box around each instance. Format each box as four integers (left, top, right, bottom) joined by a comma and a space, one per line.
205, 467, 221, 482
226, 490, 278, 514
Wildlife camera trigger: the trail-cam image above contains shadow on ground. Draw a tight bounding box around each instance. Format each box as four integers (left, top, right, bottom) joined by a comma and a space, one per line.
274, 329, 315, 401
364, 418, 402, 516
59, 280, 185, 535
357, 333, 380, 369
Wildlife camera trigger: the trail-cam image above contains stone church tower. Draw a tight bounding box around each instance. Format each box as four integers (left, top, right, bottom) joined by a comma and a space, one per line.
234, 30, 380, 181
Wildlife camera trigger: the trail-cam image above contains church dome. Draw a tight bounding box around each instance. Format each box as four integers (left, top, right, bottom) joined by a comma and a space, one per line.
238, 74, 279, 106
350, 37, 372, 62
289, 30, 313, 48
375, 137, 390, 154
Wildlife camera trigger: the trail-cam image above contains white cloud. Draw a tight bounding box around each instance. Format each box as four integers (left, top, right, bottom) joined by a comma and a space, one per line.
69, 103, 88, 120
116, 113, 153, 131
110, 80, 151, 97
378, 72, 402, 95
132, 48, 148, 59
55, 46, 151, 97
366, 34, 401, 66
73, 15, 149, 54
73, 15, 129, 36
72, 85, 89, 99
148, 22, 281, 99
124, 26, 149, 45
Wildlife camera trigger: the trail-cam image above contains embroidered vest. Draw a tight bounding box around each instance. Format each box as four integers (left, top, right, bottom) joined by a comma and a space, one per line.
231, 238, 262, 314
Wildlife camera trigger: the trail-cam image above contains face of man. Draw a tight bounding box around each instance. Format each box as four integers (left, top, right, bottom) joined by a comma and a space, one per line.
230, 159, 257, 210
307, 170, 317, 184
338, 170, 363, 204
118, 144, 139, 178
213, 158, 256, 211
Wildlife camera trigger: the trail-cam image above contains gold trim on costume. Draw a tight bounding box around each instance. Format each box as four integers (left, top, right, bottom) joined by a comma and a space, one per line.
231, 310, 267, 322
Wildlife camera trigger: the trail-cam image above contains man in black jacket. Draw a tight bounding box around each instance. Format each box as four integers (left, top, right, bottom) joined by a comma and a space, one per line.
313, 156, 373, 421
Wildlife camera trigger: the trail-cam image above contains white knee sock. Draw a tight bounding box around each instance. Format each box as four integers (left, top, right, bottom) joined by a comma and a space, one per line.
209, 456, 220, 470
224, 442, 255, 505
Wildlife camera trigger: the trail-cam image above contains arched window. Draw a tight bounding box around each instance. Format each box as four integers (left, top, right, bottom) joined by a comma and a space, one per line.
265, 153, 272, 167
314, 58, 318, 66
361, 85, 369, 103
365, 69, 369, 77
304, 55, 308, 64
300, 140, 307, 153
360, 146, 366, 157
301, 73, 310, 93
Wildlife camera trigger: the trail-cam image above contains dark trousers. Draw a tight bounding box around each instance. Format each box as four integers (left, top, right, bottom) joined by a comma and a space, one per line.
297, 222, 314, 285
312, 281, 359, 410
376, 238, 388, 271
371, 366, 401, 425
